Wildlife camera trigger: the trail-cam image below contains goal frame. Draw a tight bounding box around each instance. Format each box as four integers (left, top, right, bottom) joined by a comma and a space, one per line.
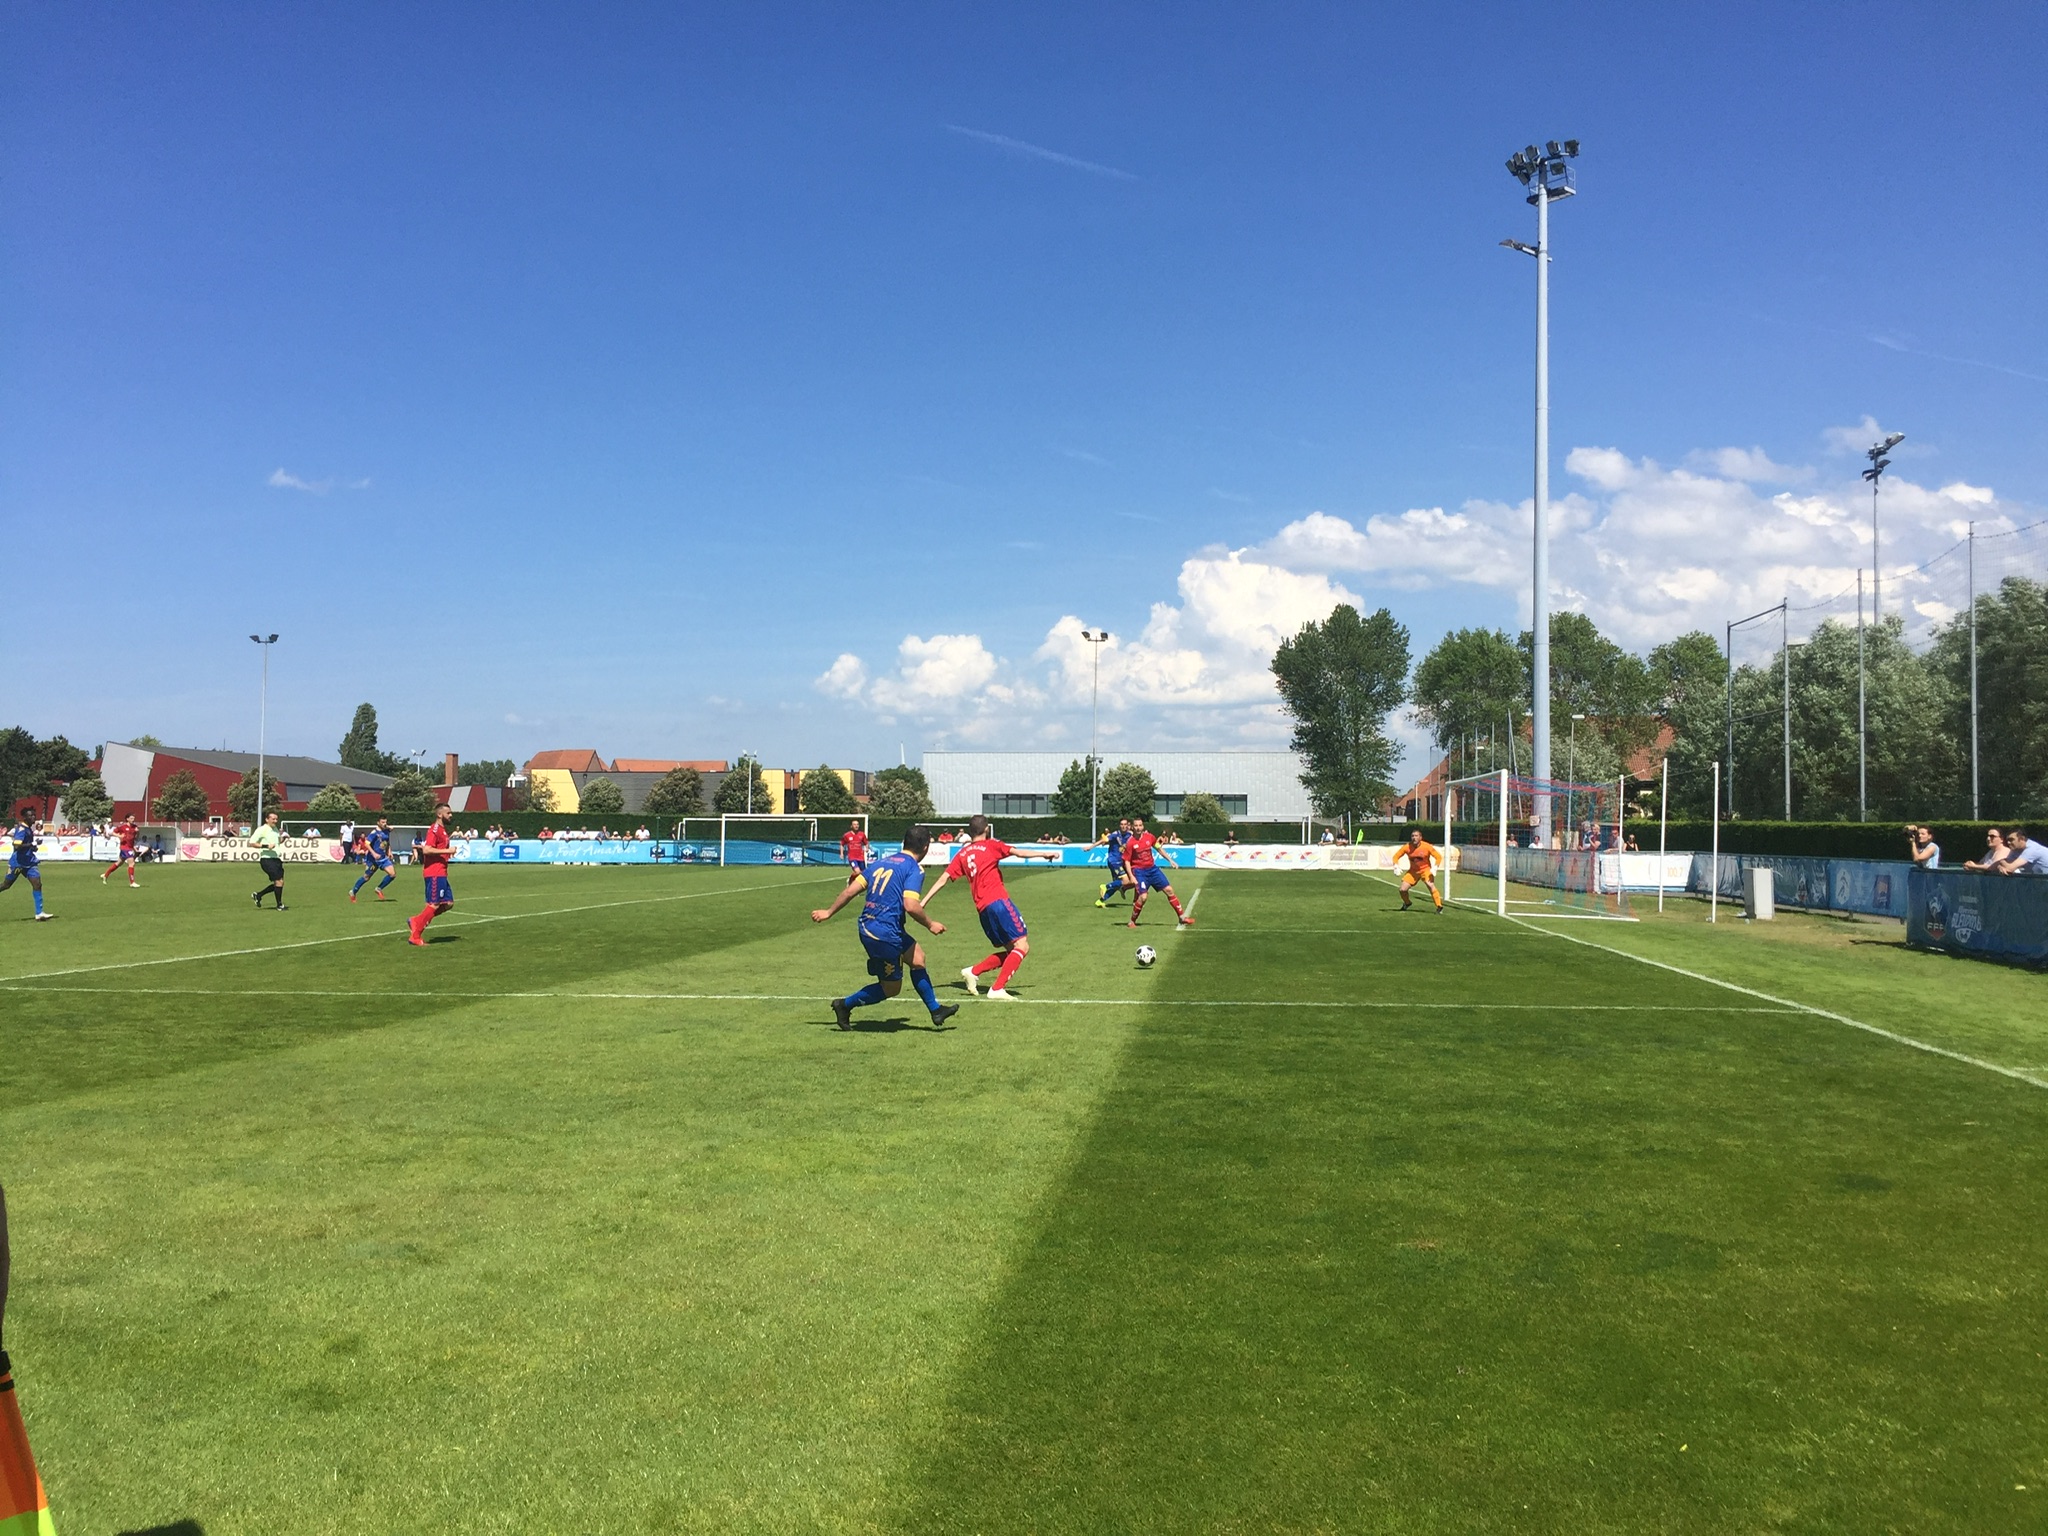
1444, 768, 1637, 922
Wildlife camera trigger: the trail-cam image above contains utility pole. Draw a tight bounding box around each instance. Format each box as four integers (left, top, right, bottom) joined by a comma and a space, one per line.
1857, 570, 1867, 822
1502, 137, 1579, 846
249, 634, 278, 828
1968, 522, 1980, 819
1082, 629, 1110, 840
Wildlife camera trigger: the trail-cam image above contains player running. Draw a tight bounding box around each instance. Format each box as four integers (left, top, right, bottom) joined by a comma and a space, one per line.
1092, 817, 1136, 908
102, 814, 142, 886
250, 810, 289, 910
922, 814, 1058, 1000
408, 804, 457, 945
351, 817, 398, 902
838, 819, 870, 872
810, 825, 960, 1030
1393, 828, 1443, 912
1, 810, 53, 920
1123, 815, 1192, 928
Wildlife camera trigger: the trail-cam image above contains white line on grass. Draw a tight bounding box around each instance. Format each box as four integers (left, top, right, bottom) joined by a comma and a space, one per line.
1498, 911, 2048, 1092
0, 983, 1799, 1013
0, 876, 841, 986
1178, 888, 1201, 927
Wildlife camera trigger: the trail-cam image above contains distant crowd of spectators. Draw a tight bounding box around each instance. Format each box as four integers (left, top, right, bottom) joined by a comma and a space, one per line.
1939, 825, 2048, 876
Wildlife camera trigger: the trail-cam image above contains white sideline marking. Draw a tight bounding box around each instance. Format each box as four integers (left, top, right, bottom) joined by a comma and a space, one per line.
0, 983, 1798, 1013
0, 876, 840, 985
1178, 888, 1202, 927
1500, 913, 2048, 1092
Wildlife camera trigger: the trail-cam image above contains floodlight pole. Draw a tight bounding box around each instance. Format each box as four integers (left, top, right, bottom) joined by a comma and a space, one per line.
1857, 569, 1867, 822
1657, 756, 1669, 914
1782, 606, 1792, 821
1502, 137, 1578, 849
249, 633, 278, 828
1082, 628, 1110, 839
1968, 522, 1980, 819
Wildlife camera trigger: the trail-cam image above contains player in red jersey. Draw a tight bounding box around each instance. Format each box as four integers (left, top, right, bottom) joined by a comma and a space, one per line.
922, 814, 1058, 999
101, 816, 142, 886
1123, 814, 1192, 928
408, 804, 457, 946
838, 820, 870, 873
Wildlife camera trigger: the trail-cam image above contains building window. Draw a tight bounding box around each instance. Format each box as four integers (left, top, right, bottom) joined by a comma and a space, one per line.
982, 793, 1049, 816
1152, 794, 1250, 818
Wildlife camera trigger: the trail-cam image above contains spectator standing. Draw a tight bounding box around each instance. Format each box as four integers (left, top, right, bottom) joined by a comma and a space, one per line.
1908, 826, 1941, 869
1964, 829, 2009, 872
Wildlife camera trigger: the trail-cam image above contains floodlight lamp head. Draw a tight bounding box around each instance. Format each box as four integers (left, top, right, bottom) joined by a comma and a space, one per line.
1563, 139, 1580, 156
1546, 140, 1561, 156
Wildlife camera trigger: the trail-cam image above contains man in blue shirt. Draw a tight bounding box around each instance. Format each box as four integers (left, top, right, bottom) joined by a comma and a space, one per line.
1, 811, 52, 920
811, 825, 960, 1030
350, 817, 398, 902
1093, 818, 1136, 908
1993, 827, 2048, 876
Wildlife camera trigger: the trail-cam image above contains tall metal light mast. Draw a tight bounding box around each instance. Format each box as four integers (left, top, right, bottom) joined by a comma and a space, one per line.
1502, 137, 1579, 846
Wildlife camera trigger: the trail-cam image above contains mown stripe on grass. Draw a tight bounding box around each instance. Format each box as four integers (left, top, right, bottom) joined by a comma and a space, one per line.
0, 875, 841, 985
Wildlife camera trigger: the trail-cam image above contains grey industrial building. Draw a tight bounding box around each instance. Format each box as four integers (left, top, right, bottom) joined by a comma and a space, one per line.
923, 750, 1312, 821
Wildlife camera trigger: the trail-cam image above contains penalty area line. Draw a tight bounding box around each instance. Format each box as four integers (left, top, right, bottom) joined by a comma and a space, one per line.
1498, 912, 2048, 1093
0, 876, 844, 986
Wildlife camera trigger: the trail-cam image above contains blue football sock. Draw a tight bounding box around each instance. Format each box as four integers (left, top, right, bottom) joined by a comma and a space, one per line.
351, 875, 368, 895
378, 874, 394, 890
844, 983, 888, 1009
32, 887, 45, 915
910, 967, 940, 1012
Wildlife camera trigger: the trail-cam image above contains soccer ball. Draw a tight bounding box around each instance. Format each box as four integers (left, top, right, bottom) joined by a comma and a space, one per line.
1135, 944, 1157, 967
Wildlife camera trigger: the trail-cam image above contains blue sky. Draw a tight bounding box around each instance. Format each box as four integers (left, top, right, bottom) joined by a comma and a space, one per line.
6, 2, 2043, 782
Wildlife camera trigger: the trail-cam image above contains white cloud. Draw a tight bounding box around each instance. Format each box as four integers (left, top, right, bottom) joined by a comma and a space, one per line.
1684, 446, 1812, 484
817, 653, 867, 701
268, 468, 332, 494
1822, 415, 1889, 454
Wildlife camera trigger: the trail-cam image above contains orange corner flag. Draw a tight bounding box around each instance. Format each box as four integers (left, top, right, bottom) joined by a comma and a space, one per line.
0, 1352, 55, 1536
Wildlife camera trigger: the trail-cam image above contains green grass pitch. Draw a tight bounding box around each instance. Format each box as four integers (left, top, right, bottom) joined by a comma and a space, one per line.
2, 859, 2045, 1533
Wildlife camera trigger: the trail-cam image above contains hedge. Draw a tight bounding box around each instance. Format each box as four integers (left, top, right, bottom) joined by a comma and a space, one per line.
286, 810, 1340, 844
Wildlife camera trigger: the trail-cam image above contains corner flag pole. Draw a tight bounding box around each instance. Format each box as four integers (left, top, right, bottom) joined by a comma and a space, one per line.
1497, 768, 1508, 917
1710, 761, 1721, 925
1657, 756, 1669, 914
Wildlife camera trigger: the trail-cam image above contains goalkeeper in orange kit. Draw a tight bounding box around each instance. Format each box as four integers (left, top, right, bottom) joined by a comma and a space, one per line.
1393, 829, 1442, 912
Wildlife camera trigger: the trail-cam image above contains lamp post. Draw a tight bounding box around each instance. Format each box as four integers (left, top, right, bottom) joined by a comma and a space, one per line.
1081, 628, 1110, 839
1567, 713, 1585, 832
1863, 432, 1904, 622
249, 633, 278, 829
1503, 136, 1580, 848
1859, 432, 1901, 823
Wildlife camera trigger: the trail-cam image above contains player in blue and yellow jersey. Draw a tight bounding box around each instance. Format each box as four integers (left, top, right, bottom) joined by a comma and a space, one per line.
1, 810, 53, 920
350, 817, 398, 902
1092, 817, 1136, 907
810, 825, 961, 1030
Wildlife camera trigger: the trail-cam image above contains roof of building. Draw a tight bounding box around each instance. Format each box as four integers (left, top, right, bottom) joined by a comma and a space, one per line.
527, 749, 606, 773
609, 759, 727, 774
154, 747, 396, 789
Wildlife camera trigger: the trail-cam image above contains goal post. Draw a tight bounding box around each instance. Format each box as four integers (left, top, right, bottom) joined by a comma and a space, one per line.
1444, 770, 1635, 921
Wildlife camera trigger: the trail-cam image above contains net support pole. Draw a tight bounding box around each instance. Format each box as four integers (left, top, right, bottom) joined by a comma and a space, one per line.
1657, 757, 1669, 914
1710, 761, 1721, 925
1497, 768, 1508, 917
1968, 522, 1980, 820
1442, 781, 1453, 906
1616, 775, 1625, 913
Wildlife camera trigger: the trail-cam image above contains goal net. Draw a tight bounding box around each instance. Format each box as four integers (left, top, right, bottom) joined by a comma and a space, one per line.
1443, 770, 1634, 921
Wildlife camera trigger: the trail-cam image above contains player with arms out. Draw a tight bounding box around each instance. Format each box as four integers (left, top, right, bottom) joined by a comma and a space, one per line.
1091, 817, 1136, 908
351, 817, 398, 902
1124, 814, 1192, 929
923, 814, 1058, 1000
838, 819, 870, 874
102, 813, 142, 887
1, 810, 52, 921
1394, 828, 1443, 912
810, 825, 960, 1030
408, 805, 457, 945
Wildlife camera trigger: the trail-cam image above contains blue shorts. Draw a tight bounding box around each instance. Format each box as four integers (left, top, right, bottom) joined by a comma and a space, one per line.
978, 898, 1027, 948
1133, 865, 1171, 892
423, 874, 453, 906
1106, 860, 1127, 880
7, 857, 37, 877
859, 926, 912, 981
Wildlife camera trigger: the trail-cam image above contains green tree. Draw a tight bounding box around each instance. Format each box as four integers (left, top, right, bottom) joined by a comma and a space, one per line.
61, 771, 113, 826
1271, 604, 1411, 818
226, 767, 284, 823
1647, 630, 1726, 815
381, 768, 439, 821
870, 764, 934, 819
714, 762, 773, 814
579, 776, 626, 814
151, 769, 210, 821
130, 733, 164, 749
643, 766, 704, 817
1519, 612, 1659, 768
1411, 627, 1527, 752
523, 774, 557, 814
1929, 576, 2048, 818
1048, 758, 1098, 817
456, 758, 517, 787
1097, 761, 1158, 819
0, 727, 36, 810
1175, 791, 1229, 827
305, 782, 363, 817
798, 765, 856, 814
338, 703, 407, 775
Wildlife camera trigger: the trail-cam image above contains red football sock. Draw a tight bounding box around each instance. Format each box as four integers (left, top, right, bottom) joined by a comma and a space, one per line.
1167, 894, 1185, 917
972, 954, 1004, 976
1132, 895, 1147, 919
995, 951, 1025, 989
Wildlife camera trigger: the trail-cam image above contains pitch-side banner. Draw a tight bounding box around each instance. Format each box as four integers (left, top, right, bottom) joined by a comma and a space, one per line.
1908, 869, 2048, 967
179, 836, 349, 864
